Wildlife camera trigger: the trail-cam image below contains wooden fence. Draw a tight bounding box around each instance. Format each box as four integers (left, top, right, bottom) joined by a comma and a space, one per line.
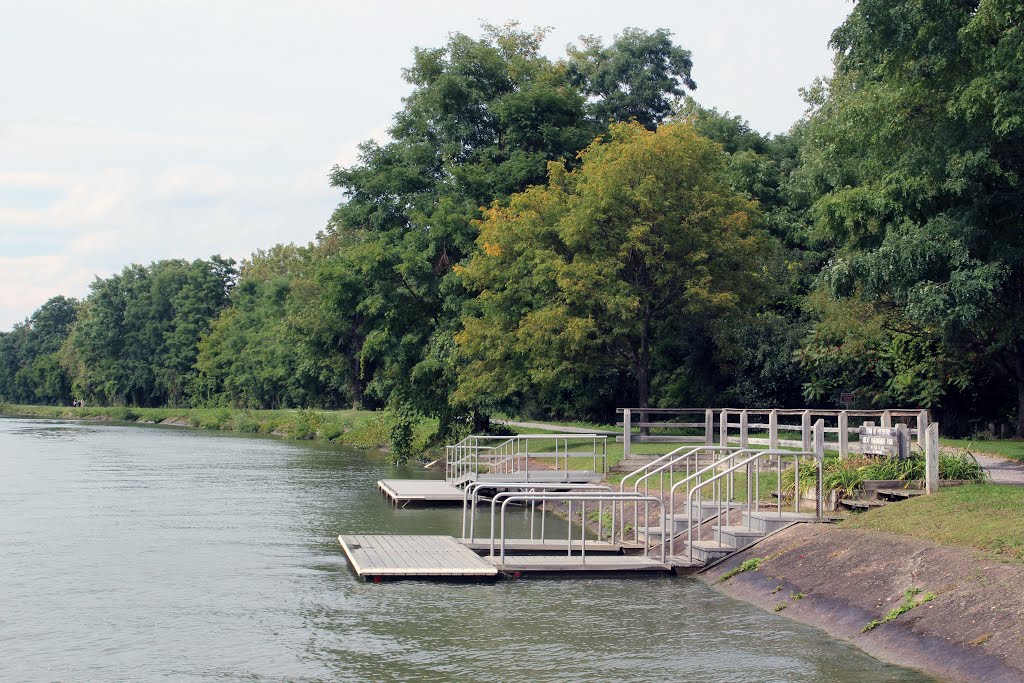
616, 407, 930, 459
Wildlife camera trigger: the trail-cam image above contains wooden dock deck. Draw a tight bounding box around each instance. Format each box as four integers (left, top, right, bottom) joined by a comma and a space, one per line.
338, 534, 498, 581
377, 479, 465, 506
338, 534, 671, 580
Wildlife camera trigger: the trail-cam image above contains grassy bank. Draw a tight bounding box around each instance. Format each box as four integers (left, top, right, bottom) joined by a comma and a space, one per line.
841, 484, 1024, 563
0, 403, 439, 454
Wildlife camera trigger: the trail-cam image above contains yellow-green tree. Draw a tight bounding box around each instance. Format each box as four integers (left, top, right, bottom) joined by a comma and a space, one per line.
456, 121, 767, 416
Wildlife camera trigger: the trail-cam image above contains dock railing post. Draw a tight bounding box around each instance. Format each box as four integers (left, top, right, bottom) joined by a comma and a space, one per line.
838, 410, 849, 459
623, 409, 632, 460
705, 409, 714, 446
814, 419, 825, 518
769, 410, 778, 450
739, 410, 749, 448
925, 423, 940, 494
801, 410, 812, 453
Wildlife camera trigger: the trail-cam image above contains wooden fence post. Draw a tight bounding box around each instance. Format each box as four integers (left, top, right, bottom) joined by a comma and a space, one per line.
896, 423, 911, 460
881, 410, 892, 429
801, 410, 812, 453
739, 410, 749, 448
925, 422, 940, 494
838, 410, 849, 459
720, 409, 729, 447
769, 410, 778, 450
917, 410, 929, 449
704, 409, 714, 446
623, 409, 631, 460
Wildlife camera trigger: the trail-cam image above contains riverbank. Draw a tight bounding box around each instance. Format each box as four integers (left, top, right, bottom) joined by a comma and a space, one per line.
702, 485, 1024, 683
0, 403, 405, 450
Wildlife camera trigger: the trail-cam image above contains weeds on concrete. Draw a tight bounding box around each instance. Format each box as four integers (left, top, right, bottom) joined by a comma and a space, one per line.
716, 557, 762, 583
862, 587, 937, 632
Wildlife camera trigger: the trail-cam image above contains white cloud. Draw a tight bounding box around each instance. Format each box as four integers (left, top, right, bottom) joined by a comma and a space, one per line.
0, 0, 851, 329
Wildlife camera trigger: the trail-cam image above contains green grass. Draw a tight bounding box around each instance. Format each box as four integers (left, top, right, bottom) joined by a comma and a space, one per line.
841, 484, 1024, 563
941, 438, 1024, 463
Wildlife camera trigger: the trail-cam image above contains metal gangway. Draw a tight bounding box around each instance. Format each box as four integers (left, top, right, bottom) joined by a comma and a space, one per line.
614, 444, 745, 543
669, 445, 823, 563
445, 434, 608, 485
486, 489, 669, 569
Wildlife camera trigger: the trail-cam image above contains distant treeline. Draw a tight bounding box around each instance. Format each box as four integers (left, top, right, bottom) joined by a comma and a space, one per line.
3, 4, 1022, 441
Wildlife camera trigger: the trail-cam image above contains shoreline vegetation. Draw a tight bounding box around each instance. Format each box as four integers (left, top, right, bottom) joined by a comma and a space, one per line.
0, 403, 414, 452
4, 402, 1022, 467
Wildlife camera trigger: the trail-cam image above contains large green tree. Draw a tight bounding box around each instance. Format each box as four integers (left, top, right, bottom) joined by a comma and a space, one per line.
326, 24, 696, 434
64, 257, 235, 406
798, 0, 1024, 432
0, 296, 79, 404
456, 122, 766, 417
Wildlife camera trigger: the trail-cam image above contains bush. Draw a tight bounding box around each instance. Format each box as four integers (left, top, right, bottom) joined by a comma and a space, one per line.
938, 451, 986, 481
290, 409, 322, 440
386, 409, 417, 464
228, 410, 261, 433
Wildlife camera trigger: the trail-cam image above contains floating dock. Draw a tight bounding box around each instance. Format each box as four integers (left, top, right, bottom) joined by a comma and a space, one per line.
338, 534, 498, 581
378, 474, 605, 506
339, 534, 673, 581
377, 479, 465, 506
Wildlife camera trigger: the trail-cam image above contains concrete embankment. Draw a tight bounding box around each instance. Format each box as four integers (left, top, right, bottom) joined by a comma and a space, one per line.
702, 524, 1024, 683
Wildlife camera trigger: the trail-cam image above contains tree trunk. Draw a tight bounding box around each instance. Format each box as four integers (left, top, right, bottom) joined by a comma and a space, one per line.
1016, 346, 1024, 438
634, 311, 652, 437
472, 408, 490, 433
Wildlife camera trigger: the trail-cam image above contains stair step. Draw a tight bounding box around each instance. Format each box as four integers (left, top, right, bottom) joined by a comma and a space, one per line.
713, 525, 765, 537
840, 498, 887, 509
690, 540, 734, 550
875, 488, 924, 499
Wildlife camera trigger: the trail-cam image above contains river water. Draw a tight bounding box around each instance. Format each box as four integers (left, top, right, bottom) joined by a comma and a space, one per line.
0, 417, 936, 682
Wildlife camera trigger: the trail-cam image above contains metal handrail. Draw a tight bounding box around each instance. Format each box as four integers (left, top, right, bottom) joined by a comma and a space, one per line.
491, 491, 667, 563
615, 445, 743, 542
677, 448, 822, 562
461, 481, 611, 542
446, 434, 608, 483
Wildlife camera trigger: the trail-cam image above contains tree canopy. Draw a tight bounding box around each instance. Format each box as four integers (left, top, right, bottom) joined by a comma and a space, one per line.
4, 11, 1024, 441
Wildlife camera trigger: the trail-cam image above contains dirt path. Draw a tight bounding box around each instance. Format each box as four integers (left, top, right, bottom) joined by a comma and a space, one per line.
492, 419, 618, 436
970, 452, 1024, 485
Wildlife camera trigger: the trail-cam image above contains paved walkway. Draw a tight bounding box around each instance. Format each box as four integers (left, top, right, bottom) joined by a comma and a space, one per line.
972, 452, 1024, 485
493, 419, 618, 436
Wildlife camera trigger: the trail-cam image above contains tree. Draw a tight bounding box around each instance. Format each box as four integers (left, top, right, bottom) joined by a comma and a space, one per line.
568, 28, 696, 130
326, 24, 697, 434
0, 296, 79, 405
798, 0, 1024, 432
456, 122, 766, 416
64, 258, 235, 406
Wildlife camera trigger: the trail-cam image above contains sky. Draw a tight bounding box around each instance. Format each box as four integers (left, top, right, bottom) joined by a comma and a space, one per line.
0, 0, 853, 330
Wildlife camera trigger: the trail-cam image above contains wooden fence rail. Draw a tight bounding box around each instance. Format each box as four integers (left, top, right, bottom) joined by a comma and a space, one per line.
616, 407, 930, 459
